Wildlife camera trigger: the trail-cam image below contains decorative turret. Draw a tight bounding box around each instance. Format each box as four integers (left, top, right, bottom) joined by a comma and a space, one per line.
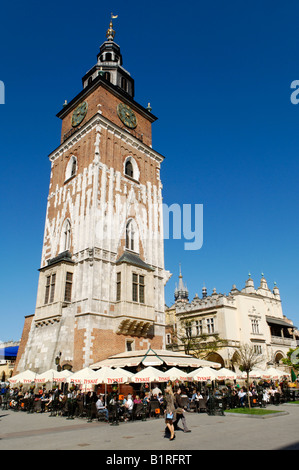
242, 272, 256, 294
259, 272, 269, 290
273, 282, 281, 300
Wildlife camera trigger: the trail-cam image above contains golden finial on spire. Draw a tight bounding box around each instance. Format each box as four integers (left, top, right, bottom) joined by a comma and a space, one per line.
106, 13, 118, 40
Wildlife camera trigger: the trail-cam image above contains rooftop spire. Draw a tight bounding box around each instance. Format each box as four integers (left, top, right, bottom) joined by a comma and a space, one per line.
174, 264, 189, 302
106, 13, 118, 41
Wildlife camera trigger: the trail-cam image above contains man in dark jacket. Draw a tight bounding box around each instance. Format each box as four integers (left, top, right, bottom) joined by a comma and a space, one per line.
173, 387, 191, 433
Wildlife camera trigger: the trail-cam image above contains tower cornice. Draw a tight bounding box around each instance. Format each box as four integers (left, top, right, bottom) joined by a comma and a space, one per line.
48, 111, 165, 164
57, 74, 157, 124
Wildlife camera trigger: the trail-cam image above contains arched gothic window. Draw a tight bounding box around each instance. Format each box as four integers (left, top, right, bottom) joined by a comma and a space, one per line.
65, 156, 77, 181
125, 160, 133, 178
124, 156, 139, 181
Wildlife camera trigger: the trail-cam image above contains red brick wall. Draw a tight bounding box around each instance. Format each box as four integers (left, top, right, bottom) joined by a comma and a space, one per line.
13, 315, 34, 375
72, 325, 163, 371
60, 84, 152, 147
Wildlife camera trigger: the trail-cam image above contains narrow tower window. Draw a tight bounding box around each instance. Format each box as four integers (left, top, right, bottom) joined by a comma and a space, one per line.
126, 220, 135, 251
64, 272, 73, 302
63, 220, 71, 251
116, 272, 121, 301
121, 77, 127, 91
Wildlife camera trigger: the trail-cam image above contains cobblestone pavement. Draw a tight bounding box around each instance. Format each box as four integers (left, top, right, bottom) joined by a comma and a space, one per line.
0, 404, 298, 451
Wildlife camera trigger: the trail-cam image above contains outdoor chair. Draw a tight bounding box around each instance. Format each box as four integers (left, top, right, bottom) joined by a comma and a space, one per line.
33, 399, 42, 413
86, 402, 98, 422
207, 395, 224, 416
274, 392, 281, 406
180, 396, 190, 410
97, 407, 109, 422
149, 400, 161, 418
195, 398, 207, 413
108, 403, 120, 425
189, 401, 196, 412
59, 399, 68, 416
132, 403, 146, 421
28, 397, 36, 413
1, 396, 8, 410
76, 399, 86, 418
20, 398, 28, 411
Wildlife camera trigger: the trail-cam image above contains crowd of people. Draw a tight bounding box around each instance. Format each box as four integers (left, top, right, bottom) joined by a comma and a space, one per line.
0, 383, 166, 421
0, 377, 296, 430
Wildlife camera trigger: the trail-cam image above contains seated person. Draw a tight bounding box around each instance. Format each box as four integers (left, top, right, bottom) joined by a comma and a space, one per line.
143, 392, 151, 406
96, 395, 109, 421
124, 394, 134, 420
158, 392, 164, 405
134, 395, 142, 404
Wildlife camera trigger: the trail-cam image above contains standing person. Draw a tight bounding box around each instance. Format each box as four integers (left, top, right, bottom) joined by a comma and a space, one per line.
164, 385, 176, 441
152, 383, 162, 396
173, 387, 191, 433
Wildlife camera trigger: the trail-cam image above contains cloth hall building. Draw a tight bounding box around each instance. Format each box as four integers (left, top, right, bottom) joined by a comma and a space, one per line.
165, 269, 299, 371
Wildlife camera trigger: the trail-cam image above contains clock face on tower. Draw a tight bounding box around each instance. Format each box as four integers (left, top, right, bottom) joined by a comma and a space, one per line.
71, 101, 88, 127
117, 103, 137, 129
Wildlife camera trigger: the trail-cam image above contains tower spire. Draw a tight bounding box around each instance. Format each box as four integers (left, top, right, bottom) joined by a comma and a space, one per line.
174, 264, 189, 302
82, 14, 135, 98
106, 13, 118, 41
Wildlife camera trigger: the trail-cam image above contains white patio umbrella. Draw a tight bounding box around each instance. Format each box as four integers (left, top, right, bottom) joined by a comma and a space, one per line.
8, 370, 36, 385
52, 369, 73, 383
215, 368, 237, 381
165, 367, 193, 382
190, 367, 218, 382
261, 367, 290, 380
131, 366, 169, 383
114, 368, 134, 381
237, 369, 264, 380
67, 367, 97, 391
93, 367, 134, 400
94, 366, 133, 385
34, 369, 59, 384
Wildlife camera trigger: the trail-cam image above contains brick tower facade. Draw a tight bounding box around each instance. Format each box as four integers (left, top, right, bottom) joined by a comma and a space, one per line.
15, 19, 170, 374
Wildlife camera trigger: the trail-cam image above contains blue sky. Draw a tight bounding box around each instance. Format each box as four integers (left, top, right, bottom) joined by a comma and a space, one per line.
0, 0, 299, 341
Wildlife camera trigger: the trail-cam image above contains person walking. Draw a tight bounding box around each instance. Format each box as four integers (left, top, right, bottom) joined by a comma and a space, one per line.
173, 387, 191, 433
164, 385, 176, 441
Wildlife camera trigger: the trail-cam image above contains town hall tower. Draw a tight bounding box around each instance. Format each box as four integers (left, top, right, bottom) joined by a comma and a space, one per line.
16, 18, 170, 373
